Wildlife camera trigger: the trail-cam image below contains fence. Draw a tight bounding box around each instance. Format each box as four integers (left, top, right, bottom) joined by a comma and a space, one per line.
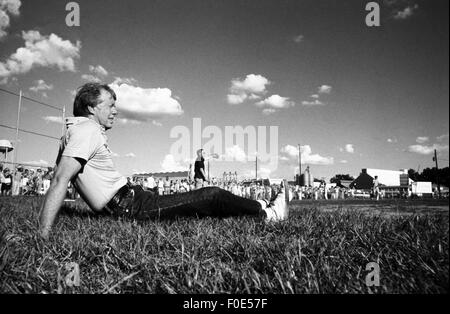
0, 87, 66, 171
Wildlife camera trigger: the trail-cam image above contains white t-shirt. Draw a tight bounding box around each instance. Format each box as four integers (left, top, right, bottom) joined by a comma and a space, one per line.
60, 117, 127, 211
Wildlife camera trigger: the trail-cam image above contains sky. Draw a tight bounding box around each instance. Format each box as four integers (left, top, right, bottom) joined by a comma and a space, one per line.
0, 0, 448, 181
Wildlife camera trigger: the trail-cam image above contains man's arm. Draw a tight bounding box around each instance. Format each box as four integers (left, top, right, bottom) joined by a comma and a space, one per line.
39, 156, 83, 240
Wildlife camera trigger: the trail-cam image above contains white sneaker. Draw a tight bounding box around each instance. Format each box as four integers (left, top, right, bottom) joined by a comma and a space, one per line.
264, 180, 290, 222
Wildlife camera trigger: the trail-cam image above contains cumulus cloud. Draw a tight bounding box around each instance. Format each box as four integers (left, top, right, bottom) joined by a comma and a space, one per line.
113, 76, 137, 86
415, 136, 429, 144
23, 159, 49, 167
227, 74, 270, 105
0, 30, 81, 80
340, 160, 348, 164
387, 138, 398, 143
281, 144, 334, 165
125, 152, 136, 158
262, 108, 277, 115
437, 133, 449, 143
293, 34, 304, 43
318, 85, 332, 94
81, 74, 101, 83
89, 64, 108, 77
408, 144, 449, 155
30, 79, 53, 97
394, 4, 419, 19
221, 145, 247, 162
161, 154, 189, 172
310, 94, 319, 99
0, 0, 21, 39
109, 83, 183, 122
301, 99, 324, 106
81, 64, 108, 83
255, 94, 294, 109
345, 144, 354, 153
42, 115, 63, 124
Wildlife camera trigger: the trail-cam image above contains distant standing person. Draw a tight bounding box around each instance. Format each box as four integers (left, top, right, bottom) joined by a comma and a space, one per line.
1, 168, 12, 196
373, 175, 380, 201
194, 149, 218, 189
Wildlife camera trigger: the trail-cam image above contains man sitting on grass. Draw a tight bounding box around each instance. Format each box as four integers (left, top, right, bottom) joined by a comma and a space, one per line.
39, 83, 289, 239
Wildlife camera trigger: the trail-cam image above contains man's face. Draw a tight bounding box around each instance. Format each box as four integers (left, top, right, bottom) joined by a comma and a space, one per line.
91, 89, 118, 130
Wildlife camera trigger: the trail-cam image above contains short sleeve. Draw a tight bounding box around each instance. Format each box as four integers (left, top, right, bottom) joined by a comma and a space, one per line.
62, 124, 102, 162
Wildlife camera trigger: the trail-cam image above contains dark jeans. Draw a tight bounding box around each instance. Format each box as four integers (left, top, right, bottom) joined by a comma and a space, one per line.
129, 186, 265, 220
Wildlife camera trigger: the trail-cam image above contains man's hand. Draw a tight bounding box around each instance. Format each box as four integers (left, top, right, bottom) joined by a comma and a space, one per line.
39, 156, 82, 240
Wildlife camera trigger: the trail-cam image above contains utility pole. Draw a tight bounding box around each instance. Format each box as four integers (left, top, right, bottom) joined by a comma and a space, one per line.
207, 159, 210, 181
433, 149, 441, 198
255, 152, 258, 180
298, 144, 301, 186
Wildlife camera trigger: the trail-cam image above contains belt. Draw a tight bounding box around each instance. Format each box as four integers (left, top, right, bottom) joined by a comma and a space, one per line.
105, 181, 134, 216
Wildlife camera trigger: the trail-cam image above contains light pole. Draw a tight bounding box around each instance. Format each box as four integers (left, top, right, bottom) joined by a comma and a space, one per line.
298, 143, 301, 186
255, 152, 258, 180
433, 149, 441, 198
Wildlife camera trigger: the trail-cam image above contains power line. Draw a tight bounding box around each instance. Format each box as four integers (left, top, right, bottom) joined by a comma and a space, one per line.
0, 123, 61, 140
0, 87, 63, 111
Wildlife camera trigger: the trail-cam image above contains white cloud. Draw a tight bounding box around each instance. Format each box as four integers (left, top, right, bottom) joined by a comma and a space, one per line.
408, 144, 449, 155
227, 93, 248, 105
293, 35, 304, 43
436, 134, 449, 143
152, 120, 163, 126
387, 138, 398, 143
23, 159, 49, 167
89, 64, 108, 77
255, 94, 294, 109
415, 136, 429, 144
109, 83, 183, 122
302, 99, 324, 106
81, 74, 101, 83
340, 160, 348, 164
30, 79, 53, 96
394, 4, 419, 19
318, 85, 332, 94
125, 152, 136, 158
262, 108, 277, 115
42, 115, 63, 124
111, 152, 120, 157
116, 118, 141, 125
82, 65, 108, 83
113, 76, 137, 85
227, 74, 270, 105
161, 154, 189, 172
221, 145, 247, 162
310, 94, 319, 99
0, 30, 81, 80
281, 144, 334, 165
0, 0, 21, 39
345, 144, 354, 154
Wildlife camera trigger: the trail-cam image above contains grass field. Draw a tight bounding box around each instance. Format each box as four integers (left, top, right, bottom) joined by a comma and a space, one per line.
0, 196, 448, 294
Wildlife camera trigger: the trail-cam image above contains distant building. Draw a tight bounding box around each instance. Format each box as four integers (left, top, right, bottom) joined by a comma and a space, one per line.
132, 171, 189, 182
351, 168, 414, 197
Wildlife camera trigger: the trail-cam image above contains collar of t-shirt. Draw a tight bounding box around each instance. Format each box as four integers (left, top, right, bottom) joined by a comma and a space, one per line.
65, 116, 107, 140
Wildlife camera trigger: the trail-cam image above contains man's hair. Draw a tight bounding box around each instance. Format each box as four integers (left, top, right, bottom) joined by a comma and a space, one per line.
73, 83, 117, 117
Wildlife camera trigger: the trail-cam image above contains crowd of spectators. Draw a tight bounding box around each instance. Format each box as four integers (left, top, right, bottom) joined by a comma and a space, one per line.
0, 164, 53, 196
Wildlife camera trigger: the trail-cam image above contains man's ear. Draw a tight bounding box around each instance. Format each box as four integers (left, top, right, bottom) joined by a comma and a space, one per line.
87, 105, 96, 115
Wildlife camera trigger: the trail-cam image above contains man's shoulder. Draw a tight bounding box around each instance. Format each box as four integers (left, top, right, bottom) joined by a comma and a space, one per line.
67, 120, 103, 138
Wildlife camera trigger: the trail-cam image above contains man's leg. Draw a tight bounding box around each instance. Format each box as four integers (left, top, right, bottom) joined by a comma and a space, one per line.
130, 186, 267, 220
127, 182, 289, 222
